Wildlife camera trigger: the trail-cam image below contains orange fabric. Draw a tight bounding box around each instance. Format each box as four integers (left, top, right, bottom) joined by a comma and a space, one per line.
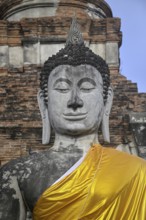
33, 144, 146, 220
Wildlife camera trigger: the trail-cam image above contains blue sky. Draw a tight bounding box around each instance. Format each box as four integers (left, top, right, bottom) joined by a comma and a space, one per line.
107, 0, 146, 92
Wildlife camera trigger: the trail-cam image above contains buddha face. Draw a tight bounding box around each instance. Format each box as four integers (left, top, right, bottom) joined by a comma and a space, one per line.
48, 64, 104, 136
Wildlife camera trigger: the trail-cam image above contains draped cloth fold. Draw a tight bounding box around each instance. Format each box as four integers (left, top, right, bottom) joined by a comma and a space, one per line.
33, 144, 146, 220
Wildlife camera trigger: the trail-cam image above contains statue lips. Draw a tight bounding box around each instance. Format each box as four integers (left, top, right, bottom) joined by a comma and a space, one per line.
63, 112, 87, 121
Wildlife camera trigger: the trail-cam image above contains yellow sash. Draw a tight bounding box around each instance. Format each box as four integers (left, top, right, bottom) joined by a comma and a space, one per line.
33, 144, 146, 220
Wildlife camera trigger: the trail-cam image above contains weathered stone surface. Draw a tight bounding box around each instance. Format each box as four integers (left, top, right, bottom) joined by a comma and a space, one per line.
24, 42, 40, 65
129, 112, 146, 159
9, 46, 23, 67
0, 0, 113, 20
0, 45, 8, 67
89, 43, 105, 59
106, 42, 119, 66
129, 112, 146, 124
40, 43, 64, 64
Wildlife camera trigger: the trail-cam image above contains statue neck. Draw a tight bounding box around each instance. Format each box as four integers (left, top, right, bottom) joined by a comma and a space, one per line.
52, 132, 99, 155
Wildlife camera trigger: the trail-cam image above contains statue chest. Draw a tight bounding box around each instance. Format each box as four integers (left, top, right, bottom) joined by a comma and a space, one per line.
21, 150, 83, 211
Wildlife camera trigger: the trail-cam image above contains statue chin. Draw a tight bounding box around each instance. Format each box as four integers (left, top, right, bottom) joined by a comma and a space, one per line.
53, 124, 99, 137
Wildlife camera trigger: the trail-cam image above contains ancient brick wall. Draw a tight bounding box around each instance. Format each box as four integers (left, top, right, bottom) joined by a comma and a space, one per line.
109, 69, 146, 146
0, 5, 146, 165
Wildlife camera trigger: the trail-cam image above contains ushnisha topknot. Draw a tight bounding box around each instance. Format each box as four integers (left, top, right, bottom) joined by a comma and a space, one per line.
40, 16, 110, 105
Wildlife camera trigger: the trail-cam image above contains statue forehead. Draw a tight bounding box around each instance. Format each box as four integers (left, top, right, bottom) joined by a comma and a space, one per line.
48, 64, 103, 83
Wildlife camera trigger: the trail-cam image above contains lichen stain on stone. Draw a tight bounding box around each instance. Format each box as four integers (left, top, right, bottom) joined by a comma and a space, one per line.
2, 170, 11, 180
139, 125, 145, 131
9, 176, 26, 219
21, 167, 31, 180
2, 183, 9, 189
24, 160, 33, 165
9, 176, 19, 198
15, 163, 23, 169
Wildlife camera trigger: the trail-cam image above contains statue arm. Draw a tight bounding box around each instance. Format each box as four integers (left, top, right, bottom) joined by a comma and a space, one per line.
0, 165, 26, 220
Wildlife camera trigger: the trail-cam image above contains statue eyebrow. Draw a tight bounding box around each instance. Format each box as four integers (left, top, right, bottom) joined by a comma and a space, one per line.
53, 78, 72, 86
78, 78, 96, 87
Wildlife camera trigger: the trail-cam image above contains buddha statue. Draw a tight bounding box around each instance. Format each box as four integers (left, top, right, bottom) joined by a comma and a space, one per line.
0, 17, 146, 220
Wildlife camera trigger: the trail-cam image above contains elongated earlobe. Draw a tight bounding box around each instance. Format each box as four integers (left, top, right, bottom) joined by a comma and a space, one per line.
37, 90, 51, 145
102, 87, 113, 143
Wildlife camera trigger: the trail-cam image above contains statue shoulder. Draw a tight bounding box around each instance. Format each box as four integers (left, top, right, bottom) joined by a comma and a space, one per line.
99, 147, 146, 195
103, 146, 146, 174
0, 150, 56, 212
0, 150, 54, 179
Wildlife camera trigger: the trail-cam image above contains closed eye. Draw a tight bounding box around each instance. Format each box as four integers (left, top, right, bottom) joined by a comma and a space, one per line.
53, 78, 71, 93
79, 81, 96, 93
55, 88, 70, 93
54, 84, 70, 93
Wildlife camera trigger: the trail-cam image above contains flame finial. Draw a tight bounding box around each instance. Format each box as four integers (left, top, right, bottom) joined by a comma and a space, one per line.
66, 14, 84, 46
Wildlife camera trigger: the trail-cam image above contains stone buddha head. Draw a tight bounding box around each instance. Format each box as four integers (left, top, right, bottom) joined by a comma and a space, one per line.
38, 17, 113, 145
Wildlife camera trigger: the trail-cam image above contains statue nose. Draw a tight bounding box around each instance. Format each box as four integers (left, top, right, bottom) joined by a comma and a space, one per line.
67, 91, 83, 110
